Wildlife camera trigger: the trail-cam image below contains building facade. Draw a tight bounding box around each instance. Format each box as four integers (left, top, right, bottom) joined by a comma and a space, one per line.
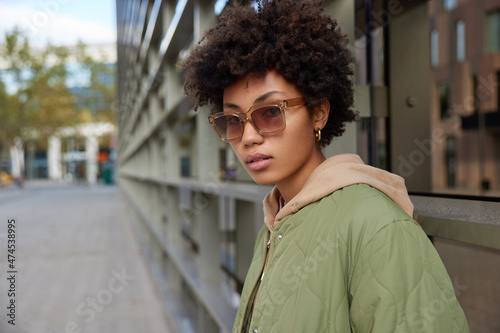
429, 0, 500, 195
116, 1, 500, 332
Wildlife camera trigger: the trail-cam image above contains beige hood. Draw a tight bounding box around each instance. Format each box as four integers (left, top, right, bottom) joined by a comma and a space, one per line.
263, 154, 414, 230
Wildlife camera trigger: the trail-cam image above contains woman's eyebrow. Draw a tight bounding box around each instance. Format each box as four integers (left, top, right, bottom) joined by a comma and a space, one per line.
253, 90, 281, 104
223, 90, 283, 110
223, 102, 240, 110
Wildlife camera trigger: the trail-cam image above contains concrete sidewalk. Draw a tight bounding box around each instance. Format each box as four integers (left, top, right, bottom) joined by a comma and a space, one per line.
0, 182, 172, 333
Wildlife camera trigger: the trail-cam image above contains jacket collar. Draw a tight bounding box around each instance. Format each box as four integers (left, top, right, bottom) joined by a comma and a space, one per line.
263, 154, 414, 231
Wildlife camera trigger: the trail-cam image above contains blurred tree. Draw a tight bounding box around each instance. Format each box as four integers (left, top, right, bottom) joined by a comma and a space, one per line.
0, 80, 18, 149
0, 28, 116, 174
0, 28, 76, 153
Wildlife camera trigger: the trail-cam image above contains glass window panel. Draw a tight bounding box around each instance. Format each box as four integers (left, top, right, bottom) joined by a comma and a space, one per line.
439, 82, 451, 119
486, 11, 500, 54
497, 72, 500, 108
214, 0, 228, 16
356, 0, 498, 198
446, 137, 457, 188
456, 20, 465, 62
431, 29, 439, 67
444, 0, 457, 11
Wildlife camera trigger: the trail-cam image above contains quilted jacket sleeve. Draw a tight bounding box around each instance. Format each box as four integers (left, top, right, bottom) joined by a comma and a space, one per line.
348, 219, 469, 333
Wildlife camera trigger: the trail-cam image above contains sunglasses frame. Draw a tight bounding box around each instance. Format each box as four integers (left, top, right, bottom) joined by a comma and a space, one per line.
208, 97, 306, 142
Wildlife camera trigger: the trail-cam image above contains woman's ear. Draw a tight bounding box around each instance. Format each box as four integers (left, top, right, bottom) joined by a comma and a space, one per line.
313, 99, 330, 129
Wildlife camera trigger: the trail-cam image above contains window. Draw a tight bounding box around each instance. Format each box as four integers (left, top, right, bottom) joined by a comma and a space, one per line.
486, 11, 500, 54
431, 29, 439, 67
181, 156, 190, 177
472, 74, 478, 113
456, 20, 466, 62
497, 72, 500, 109
439, 82, 451, 119
214, 0, 228, 15
446, 137, 457, 188
444, 0, 457, 11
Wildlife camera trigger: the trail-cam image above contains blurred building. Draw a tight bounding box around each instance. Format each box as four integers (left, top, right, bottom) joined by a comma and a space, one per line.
24, 43, 117, 183
429, 0, 500, 195
47, 122, 116, 184
116, 1, 500, 332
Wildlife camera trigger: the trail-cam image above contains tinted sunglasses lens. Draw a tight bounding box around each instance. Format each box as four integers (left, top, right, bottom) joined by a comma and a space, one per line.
252, 106, 284, 133
214, 115, 242, 140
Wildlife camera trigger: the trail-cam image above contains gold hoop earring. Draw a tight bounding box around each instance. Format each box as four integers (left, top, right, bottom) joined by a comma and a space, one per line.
315, 129, 321, 142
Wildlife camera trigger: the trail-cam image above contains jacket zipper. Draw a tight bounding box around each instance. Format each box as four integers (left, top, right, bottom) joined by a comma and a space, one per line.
246, 230, 273, 330
260, 233, 273, 281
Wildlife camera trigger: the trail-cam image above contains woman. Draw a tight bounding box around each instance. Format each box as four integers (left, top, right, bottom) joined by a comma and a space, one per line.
183, 1, 469, 332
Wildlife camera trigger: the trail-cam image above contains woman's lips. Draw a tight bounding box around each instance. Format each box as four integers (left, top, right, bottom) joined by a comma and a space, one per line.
246, 153, 273, 171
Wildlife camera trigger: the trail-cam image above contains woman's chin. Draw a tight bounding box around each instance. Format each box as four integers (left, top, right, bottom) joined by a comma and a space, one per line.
250, 174, 276, 186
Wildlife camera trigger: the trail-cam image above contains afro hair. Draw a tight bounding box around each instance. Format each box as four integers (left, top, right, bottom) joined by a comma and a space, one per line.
183, 0, 357, 147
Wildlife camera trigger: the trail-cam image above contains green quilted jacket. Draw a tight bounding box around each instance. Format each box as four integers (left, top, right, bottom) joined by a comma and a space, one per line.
233, 154, 469, 333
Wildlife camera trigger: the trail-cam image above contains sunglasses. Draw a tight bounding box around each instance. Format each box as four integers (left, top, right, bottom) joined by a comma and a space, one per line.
208, 97, 306, 142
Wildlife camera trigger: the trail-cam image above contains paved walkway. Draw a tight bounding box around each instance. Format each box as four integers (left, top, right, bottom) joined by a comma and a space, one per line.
0, 181, 172, 333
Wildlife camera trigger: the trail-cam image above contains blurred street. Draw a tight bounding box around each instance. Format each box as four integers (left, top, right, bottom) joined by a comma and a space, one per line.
0, 181, 172, 333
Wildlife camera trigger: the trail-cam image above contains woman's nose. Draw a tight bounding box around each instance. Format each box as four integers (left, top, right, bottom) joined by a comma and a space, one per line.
240, 120, 264, 146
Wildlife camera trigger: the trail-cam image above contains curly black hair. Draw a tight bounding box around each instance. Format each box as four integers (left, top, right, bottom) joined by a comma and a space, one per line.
183, 0, 356, 147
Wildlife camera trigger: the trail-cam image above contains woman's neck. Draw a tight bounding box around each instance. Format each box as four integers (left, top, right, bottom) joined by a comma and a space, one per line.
276, 150, 326, 204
